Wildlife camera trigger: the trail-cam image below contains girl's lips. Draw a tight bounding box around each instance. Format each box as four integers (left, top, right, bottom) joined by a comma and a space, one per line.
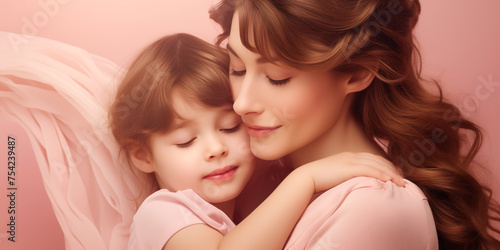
245, 124, 281, 138
204, 166, 238, 181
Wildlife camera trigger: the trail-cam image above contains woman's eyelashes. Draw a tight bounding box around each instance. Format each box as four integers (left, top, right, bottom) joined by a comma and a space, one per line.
230, 69, 291, 86
266, 76, 291, 86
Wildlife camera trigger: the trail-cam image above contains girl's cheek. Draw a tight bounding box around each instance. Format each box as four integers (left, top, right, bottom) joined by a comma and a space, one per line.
232, 131, 255, 161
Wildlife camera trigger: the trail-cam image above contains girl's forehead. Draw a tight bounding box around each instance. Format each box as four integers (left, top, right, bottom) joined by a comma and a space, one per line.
171, 94, 233, 118
166, 105, 238, 134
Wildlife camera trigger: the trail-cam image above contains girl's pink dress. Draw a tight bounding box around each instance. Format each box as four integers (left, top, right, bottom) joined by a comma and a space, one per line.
128, 189, 235, 250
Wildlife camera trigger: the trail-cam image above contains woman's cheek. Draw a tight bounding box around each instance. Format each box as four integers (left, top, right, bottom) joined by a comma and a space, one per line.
275, 90, 319, 123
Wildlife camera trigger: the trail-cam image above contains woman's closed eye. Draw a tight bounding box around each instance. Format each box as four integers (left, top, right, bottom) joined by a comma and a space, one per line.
230, 66, 291, 86
221, 123, 241, 133
230, 70, 290, 86
176, 138, 196, 148
267, 76, 291, 86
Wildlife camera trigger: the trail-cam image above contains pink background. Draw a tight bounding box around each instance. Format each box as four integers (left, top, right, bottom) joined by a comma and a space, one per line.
0, 0, 499, 248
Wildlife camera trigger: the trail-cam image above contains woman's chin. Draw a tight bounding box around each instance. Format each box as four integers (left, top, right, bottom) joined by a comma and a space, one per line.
250, 143, 287, 161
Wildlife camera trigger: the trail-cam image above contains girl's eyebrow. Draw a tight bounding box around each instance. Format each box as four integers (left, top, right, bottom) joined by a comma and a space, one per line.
172, 107, 235, 129
170, 119, 193, 131
226, 43, 268, 64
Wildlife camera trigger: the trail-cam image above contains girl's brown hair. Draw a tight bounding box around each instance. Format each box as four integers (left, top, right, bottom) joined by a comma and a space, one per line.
210, 0, 500, 248
109, 33, 232, 193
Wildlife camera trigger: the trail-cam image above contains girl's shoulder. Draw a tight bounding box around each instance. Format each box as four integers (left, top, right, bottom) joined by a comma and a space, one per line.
133, 189, 235, 231
129, 189, 235, 250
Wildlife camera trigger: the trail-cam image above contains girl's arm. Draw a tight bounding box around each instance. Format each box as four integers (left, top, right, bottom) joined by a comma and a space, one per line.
164, 152, 404, 250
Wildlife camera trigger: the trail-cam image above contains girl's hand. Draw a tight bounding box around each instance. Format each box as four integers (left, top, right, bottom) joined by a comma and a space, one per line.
297, 152, 405, 193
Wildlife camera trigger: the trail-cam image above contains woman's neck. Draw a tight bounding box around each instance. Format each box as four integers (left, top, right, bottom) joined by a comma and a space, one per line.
289, 113, 386, 168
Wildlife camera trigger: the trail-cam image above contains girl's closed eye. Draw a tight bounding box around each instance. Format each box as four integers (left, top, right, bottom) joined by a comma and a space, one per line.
230, 69, 246, 77
221, 123, 241, 133
176, 138, 196, 148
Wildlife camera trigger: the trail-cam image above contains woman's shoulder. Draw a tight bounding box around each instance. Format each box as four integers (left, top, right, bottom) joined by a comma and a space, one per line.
285, 177, 439, 249
325, 176, 428, 202
308, 177, 434, 221
315, 177, 434, 222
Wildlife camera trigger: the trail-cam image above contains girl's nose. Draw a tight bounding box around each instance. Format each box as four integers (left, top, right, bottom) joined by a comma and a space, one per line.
204, 137, 228, 161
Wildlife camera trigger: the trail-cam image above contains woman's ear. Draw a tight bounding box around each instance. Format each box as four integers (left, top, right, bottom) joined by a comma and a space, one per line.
128, 144, 155, 173
345, 68, 376, 94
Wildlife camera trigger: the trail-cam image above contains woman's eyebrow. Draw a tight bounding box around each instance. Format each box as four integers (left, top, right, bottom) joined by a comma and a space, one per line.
226, 43, 267, 64
226, 43, 239, 58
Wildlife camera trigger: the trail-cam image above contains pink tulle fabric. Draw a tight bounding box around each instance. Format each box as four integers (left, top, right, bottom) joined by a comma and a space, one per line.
0, 32, 147, 249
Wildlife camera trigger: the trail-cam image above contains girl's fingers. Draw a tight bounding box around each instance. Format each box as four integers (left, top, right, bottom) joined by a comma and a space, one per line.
351, 155, 406, 186
352, 163, 405, 186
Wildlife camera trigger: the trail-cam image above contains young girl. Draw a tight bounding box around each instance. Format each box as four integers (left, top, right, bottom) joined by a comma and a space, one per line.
210, 0, 500, 249
108, 33, 403, 250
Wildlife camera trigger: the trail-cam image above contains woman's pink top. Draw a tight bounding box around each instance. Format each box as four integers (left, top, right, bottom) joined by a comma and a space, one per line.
284, 177, 439, 249
128, 189, 235, 250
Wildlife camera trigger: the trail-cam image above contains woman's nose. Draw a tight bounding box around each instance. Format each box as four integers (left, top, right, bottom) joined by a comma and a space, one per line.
232, 75, 261, 116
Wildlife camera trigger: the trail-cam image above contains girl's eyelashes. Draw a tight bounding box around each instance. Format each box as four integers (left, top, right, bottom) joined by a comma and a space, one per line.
230, 69, 246, 76
267, 76, 291, 86
174, 123, 240, 148
221, 123, 241, 133
176, 138, 196, 148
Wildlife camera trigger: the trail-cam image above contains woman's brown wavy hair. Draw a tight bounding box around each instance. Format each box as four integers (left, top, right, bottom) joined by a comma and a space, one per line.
210, 0, 500, 248
109, 33, 232, 196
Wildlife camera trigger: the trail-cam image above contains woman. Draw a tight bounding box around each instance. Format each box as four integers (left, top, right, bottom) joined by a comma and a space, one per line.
210, 0, 500, 249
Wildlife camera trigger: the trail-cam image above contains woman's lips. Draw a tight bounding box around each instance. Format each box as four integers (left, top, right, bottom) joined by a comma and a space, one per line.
204, 166, 238, 181
245, 124, 281, 138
